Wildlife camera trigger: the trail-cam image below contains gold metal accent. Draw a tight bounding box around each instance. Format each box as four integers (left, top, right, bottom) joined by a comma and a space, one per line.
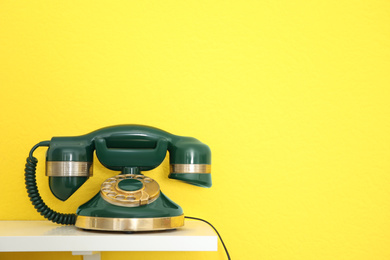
100, 174, 160, 207
46, 161, 93, 177
75, 214, 184, 231
170, 164, 211, 174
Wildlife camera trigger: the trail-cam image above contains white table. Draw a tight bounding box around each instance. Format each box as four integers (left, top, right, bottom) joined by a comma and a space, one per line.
0, 220, 218, 260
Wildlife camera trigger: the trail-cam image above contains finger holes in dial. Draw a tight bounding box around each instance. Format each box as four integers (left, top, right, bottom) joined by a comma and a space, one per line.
107, 192, 116, 197
126, 196, 136, 201
116, 195, 125, 200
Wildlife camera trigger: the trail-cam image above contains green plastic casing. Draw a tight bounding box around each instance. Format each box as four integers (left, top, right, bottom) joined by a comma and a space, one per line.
76, 192, 183, 219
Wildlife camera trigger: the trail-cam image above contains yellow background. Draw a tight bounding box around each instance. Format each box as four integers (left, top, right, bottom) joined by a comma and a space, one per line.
1, 1, 390, 259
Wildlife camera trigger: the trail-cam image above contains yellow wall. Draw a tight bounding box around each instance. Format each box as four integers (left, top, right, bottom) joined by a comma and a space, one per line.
1, 1, 390, 259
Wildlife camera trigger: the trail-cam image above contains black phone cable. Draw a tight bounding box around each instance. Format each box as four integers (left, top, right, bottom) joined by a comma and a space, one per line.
185, 216, 231, 260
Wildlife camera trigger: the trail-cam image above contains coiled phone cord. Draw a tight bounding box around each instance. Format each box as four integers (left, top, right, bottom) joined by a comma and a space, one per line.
24, 141, 77, 225
185, 216, 231, 260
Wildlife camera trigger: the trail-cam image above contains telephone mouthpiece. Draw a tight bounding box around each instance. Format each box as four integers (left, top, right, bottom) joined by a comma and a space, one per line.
45, 138, 93, 201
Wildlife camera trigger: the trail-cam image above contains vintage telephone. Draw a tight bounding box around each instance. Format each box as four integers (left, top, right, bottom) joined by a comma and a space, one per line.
24, 125, 211, 232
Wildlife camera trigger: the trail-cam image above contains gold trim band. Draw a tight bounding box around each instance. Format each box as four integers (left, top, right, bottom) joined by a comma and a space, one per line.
46, 161, 93, 177
170, 164, 211, 174
75, 215, 184, 231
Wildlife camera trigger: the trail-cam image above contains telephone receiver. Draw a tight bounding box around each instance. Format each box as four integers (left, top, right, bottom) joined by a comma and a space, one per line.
25, 125, 211, 232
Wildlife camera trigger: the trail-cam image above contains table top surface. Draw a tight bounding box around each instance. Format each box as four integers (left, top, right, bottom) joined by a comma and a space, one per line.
0, 220, 218, 252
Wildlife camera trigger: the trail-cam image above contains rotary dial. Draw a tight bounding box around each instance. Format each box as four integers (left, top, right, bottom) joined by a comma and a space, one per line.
100, 174, 160, 207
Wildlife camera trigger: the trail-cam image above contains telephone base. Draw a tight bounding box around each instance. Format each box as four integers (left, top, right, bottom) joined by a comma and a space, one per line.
75, 214, 184, 232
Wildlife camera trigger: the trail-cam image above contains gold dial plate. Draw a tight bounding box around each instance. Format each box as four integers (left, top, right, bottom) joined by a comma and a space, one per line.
100, 174, 160, 207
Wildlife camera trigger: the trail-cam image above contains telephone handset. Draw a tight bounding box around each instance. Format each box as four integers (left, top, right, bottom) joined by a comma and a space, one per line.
25, 125, 211, 232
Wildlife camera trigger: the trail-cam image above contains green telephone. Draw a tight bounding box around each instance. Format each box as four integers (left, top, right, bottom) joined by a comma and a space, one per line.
24, 125, 211, 232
